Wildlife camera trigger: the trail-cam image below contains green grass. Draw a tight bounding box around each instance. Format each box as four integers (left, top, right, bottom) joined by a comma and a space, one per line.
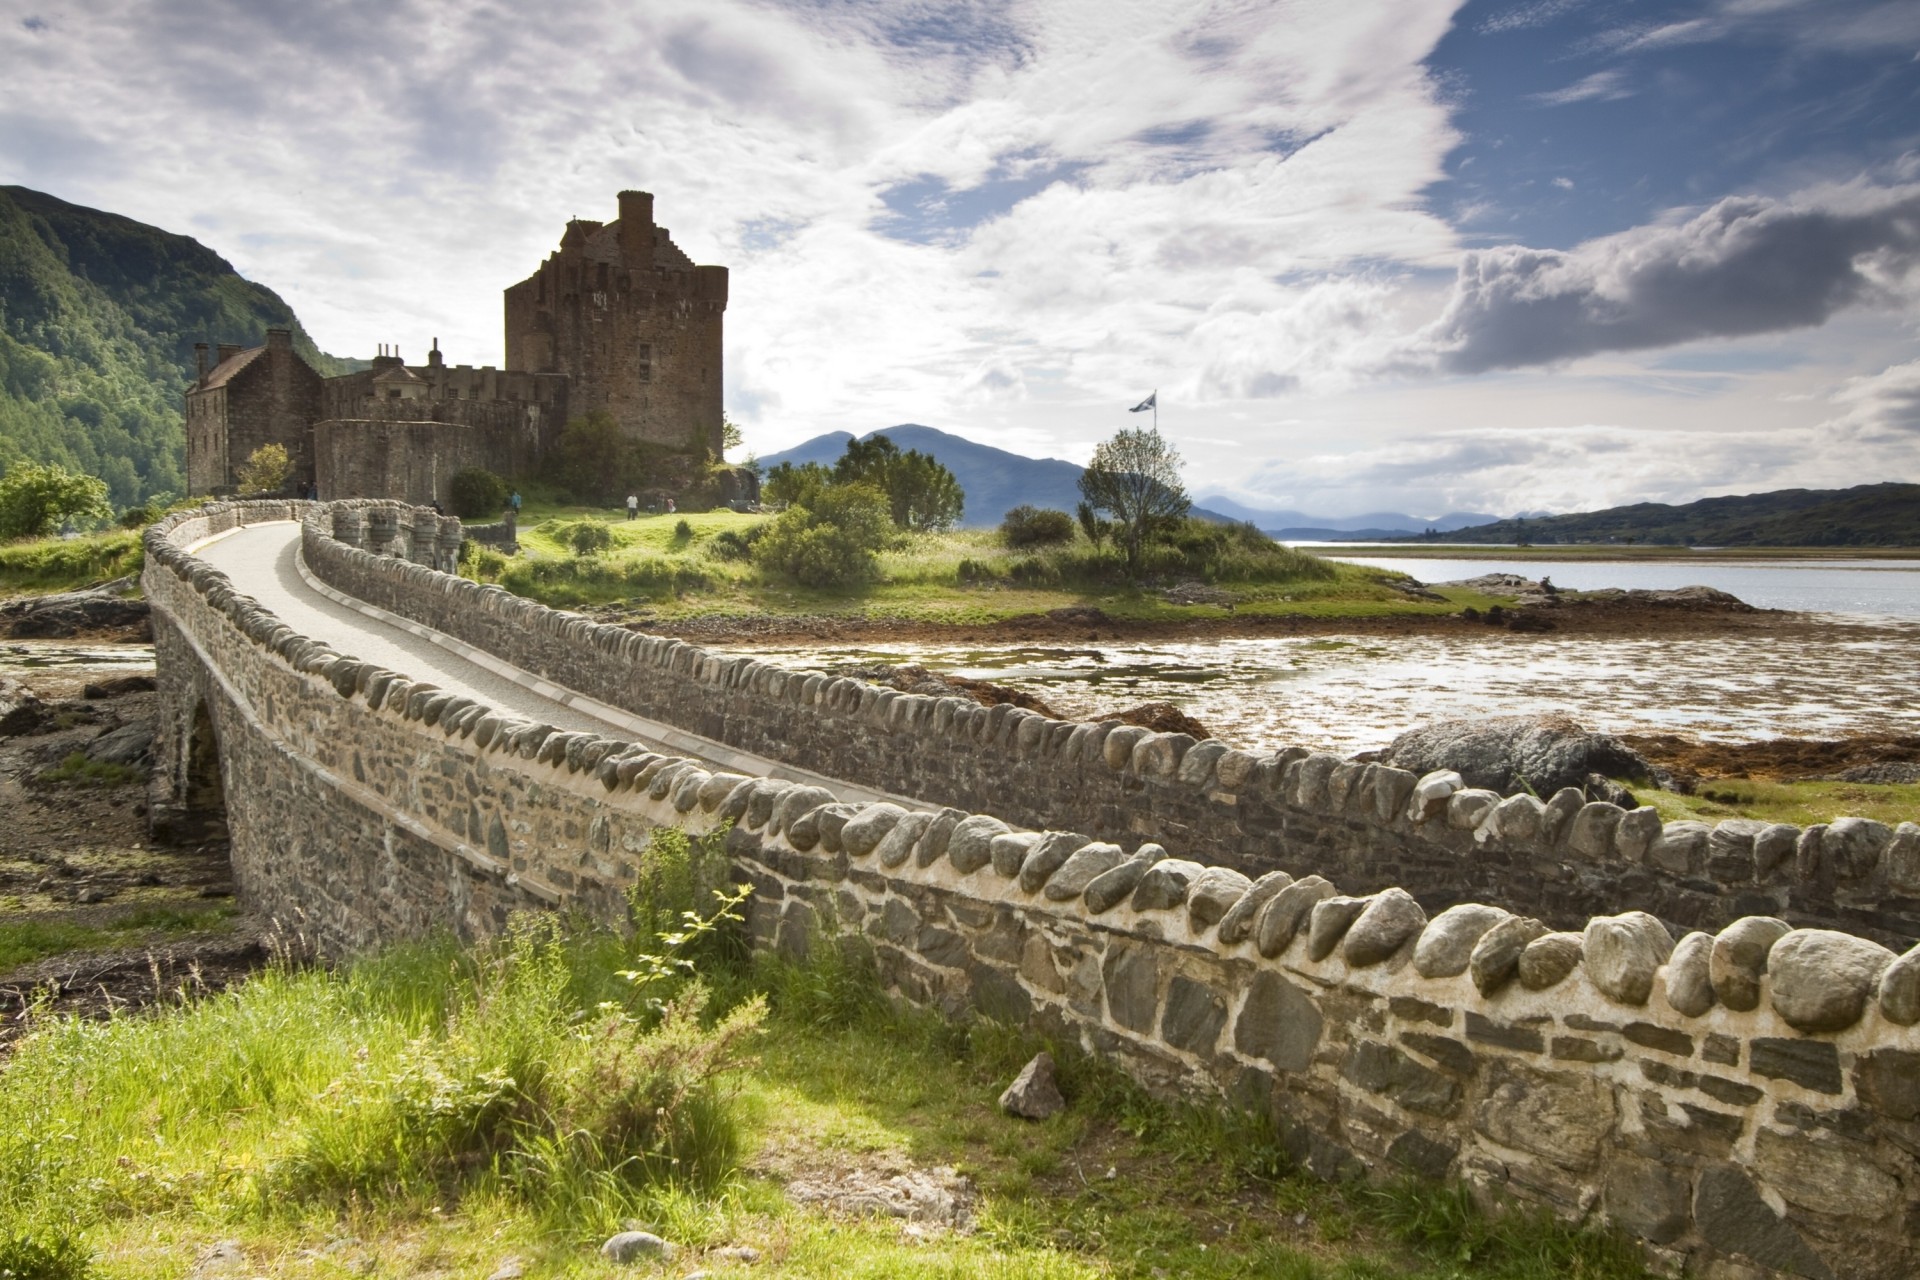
469, 508, 1467, 624
1630, 778, 1920, 828
0, 842, 1651, 1280
38, 751, 147, 787
0, 528, 144, 594
1337, 543, 1920, 561
0, 902, 237, 972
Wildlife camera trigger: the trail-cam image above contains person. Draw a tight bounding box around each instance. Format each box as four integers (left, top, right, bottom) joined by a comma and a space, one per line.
665, 496, 677, 514
626, 493, 639, 520
509, 490, 522, 513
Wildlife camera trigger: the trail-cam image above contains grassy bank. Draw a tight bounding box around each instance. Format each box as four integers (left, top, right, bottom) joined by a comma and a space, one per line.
0, 828, 1649, 1280
1319, 543, 1920, 562
1631, 778, 1920, 828
0, 529, 144, 595
469, 507, 1488, 624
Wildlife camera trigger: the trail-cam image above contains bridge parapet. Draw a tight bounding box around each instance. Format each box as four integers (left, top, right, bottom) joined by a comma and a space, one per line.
136, 501, 1920, 1276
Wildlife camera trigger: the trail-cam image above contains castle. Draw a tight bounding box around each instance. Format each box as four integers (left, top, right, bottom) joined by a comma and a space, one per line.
185, 191, 729, 504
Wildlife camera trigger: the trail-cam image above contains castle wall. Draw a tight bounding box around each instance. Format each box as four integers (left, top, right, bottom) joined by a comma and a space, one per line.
314, 407, 544, 506
184, 330, 324, 494
145, 499, 1920, 1278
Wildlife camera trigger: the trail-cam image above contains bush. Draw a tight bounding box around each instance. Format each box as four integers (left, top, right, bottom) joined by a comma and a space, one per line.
449, 468, 510, 519
753, 485, 894, 587
1000, 505, 1076, 549
566, 520, 614, 557
0, 462, 111, 540
673, 518, 694, 542
235, 443, 292, 496
707, 527, 762, 562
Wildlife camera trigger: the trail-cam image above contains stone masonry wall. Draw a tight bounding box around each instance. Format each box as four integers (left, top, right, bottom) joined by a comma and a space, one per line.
300, 502, 1920, 951
147, 501, 1920, 1277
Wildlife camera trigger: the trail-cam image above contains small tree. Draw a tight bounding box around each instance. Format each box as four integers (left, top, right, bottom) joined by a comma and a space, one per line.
1001, 505, 1076, 549
0, 461, 112, 539
1078, 426, 1189, 576
449, 468, 510, 519
833, 434, 963, 531
762, 461, 831, 509
236, 443, 293, 496
752, 484, 894, 587
566, 520, 614, 556
722, 416, 744, 457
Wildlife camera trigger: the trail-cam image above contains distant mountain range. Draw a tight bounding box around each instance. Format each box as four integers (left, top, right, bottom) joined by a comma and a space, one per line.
1190, 495, 1501, 540
0, 185, 355, 505
1415, 483, 1920, 547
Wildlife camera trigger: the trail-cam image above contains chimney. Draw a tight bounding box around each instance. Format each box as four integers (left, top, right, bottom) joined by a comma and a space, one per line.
427, 337, 443, 369
617, 190, 655, 266
194, 342, 209, 380
266, 327, 292, 353
217, 343, 242, 364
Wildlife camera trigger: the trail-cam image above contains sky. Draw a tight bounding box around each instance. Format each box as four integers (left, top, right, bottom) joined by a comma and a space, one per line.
3, 0, 1918, 519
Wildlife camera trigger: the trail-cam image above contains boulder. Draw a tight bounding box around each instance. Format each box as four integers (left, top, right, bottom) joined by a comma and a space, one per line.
1017, 832, 1091, 894
1583, 912, 1674, 1006
1879, 945, 1920, 1026
1084, 851, 1158, 914
1254, 875, 1336, 957
0, 588, 149, 638
1708, 916, 1792, 1012
87, 722, 154, 767
1341, 888, 1427, 966
599, 1231, 676, 1264
1216, 870, 1293, 945
1306, 895, 1369, 961
1663, 931, 1716, 1016
1517, 932, 1583, 990
1378, 713, 1653, 799
998, 1051, 1066, 1120
1470, 916, 1547, 995
1129, 857, 1206, 912
1769, 930, 1898, 1034
840, 803, 907, 857
1186, 867, 1254, 932
1044, 842, 1126, 901
1414, 904, 1510, 978
946, 815, 1011, 873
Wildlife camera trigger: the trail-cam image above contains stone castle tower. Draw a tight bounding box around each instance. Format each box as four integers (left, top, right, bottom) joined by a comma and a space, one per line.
502, 191, 728, 457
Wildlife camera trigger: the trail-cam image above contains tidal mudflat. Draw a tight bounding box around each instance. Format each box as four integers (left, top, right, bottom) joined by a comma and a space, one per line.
732, 616, 1920, 757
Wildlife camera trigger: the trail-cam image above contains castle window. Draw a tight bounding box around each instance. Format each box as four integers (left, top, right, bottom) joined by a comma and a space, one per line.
637, 343, 651, 382
388, 389, 402, 400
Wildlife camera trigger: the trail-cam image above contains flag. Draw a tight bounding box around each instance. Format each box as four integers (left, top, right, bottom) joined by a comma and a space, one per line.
1130, 391, 1156, 413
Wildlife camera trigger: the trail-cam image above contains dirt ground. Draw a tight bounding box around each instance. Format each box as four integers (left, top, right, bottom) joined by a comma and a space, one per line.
0, 658, 265, 1048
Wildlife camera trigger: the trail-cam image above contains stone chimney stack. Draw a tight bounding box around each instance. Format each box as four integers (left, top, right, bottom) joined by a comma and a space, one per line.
617, 190, 655, 267
265, 327, 292, 354
217, 343, 242, 364
194, 342, 209, 380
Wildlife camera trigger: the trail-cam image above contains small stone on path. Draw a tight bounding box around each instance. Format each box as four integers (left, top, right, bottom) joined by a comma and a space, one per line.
999, 1051, 1066, 1120
600, 1231, 677, 1264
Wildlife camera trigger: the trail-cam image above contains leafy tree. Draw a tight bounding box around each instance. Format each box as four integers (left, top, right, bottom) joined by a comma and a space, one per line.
546, 411, 628, 504
832, 433, 963, 531
762, 461, 831, 509
752, 484, 894, 587
236, 443, 292, 495
0, 461, 112, 539
1001, 505, 1076, 549
1076, 500, 1111, 548
722, 416, 744, 456
449, 467, 510, 519
1078, 426, 1190, 575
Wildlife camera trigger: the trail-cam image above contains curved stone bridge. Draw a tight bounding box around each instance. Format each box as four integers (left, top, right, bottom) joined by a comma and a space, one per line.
145, 500, 1920, 1280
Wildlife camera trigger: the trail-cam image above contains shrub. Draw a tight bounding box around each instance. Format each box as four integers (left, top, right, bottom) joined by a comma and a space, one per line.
0, 462, 111, 540
673, 518, 694, 542
449, 468, 510, 519
955, 557, 1002, 585
235, 443, 292, 496
752, 485, 894, 587
707, 528, 762, 562
566, 520, 614, 557
1000, 505, 1076, 549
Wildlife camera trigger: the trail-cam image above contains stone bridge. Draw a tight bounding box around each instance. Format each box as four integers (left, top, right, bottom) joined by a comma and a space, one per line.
145, 499, 1920, 1280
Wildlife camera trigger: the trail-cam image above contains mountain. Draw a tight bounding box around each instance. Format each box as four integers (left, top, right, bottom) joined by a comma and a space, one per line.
1194, 494, 1500, 536
1413, 483, 1920, 547
759, 425, 1091, 526
0, 185, 354, 505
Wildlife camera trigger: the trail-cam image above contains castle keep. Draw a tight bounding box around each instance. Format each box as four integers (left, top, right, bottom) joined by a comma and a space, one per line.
185, 191, 727, 504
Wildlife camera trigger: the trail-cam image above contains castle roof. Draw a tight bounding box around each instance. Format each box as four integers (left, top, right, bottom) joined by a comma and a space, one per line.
371, 363, 427, 385
197, 346, 263, 391
578, 219, 697, 272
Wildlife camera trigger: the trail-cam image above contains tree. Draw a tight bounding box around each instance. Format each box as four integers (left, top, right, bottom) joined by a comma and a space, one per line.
722, 416, 744, 457
547, 411, 628, 504
1078, 426, 1190, 575
762, 461, 831, 509
752, 484, 894, 587
0, 461, 111, 539
236, 443, 292, 496
1001, 505, 1076, 549
448, 468, 510, 519
833, 433, 964, 531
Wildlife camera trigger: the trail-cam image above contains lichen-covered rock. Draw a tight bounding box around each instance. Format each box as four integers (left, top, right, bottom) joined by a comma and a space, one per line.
1470, 916, 1546, 995
1216, 870, 1293, 945
1518, 932, 1583, 990
1822, 816, 1894, 879
1186, 867, 1254, 932
1661, 930, 1716, 1016
1477, 793, 1545, 845
1044, 842, 1126, 901
916, 808, 968, 868
947, 815, 1012, 873
1130, 858, 1207, 912
841, 803, 908, 857
1879, 944, 1920, 1025
1709, 916, 1792, 1012
1084, 851, 1157, 914
1405, 770, 1463, 823
1583, 912, 1674, 1006
1307, 895, 1369, 961
1018, 832, 1091, 893
769, 784, 835, 835
990, 831, 1044, 878
1379, 714, 1653, 798
1445, 788, 1502, 831
1414, 904, 1511, 979
1769, 929, 1898, 1033
814, 802, 863, 854
1254, 875, 1336, 957
875, 811, 935, 868
1342, 888, 1426, 966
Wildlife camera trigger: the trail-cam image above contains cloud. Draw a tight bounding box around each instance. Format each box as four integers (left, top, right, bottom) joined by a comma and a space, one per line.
1528, 69, 1632, 106
1413, 184, 1920, 374
1822, 360, 1920, 442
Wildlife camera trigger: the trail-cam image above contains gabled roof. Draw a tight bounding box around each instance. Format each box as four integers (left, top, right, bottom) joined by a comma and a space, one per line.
372, 364, 428, 384
197, 346, 263, 391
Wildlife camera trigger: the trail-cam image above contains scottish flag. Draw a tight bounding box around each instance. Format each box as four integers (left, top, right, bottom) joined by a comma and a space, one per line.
1129, 391, 1156, 413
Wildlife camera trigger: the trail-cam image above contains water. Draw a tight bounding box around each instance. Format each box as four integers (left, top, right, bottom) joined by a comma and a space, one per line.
0, 641, 155, 674
1319, 551, 1920, 619
733, 621, 1920, 757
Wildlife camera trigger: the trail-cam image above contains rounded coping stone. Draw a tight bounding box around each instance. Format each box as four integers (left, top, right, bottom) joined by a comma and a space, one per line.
745, 779, 791, 830
1768, 929, 1898, 1034
915, 808, 968, 869
947, 815, 1012, 874
1664, 930, 1716, 1017
770, 785, 836, 836
1083, 851, 1159, 914
1517, 932, 1583, 990
813, 803, 863, 854
1879, 944, 1920, 1026
1709, 916, 1792, 1012
698, 772, 752, 813
784, 804, 829, 852
875, 811, 935, 869
1044, 842, 1126, 902
1216, 870, 1293, 945
1307, 895, 1370, 961
990, 831, 1044, 879
1583, 912, 1676, 1006
649, 760, 696, 801
1102, 725, 1150, 770
1341, 888, 1427, 967
1446, 788, 1502, 831
1414, 904, 1512, 979
1129, 856, 1205, 913
1477, 792, 1546, 846
670, 770, 711, 813
1018, 832, 1092, 894
1254, 876, 1337, 958
1406, 769, 1464, 823
1469, 915, 1547, 995
1186, 866, 1255, 933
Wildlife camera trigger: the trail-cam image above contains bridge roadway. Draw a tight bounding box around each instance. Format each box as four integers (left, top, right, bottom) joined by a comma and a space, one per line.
192, 521, 902, 805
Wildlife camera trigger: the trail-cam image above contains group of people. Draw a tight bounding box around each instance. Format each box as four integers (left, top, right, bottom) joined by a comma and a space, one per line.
626, 493, 675, 519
